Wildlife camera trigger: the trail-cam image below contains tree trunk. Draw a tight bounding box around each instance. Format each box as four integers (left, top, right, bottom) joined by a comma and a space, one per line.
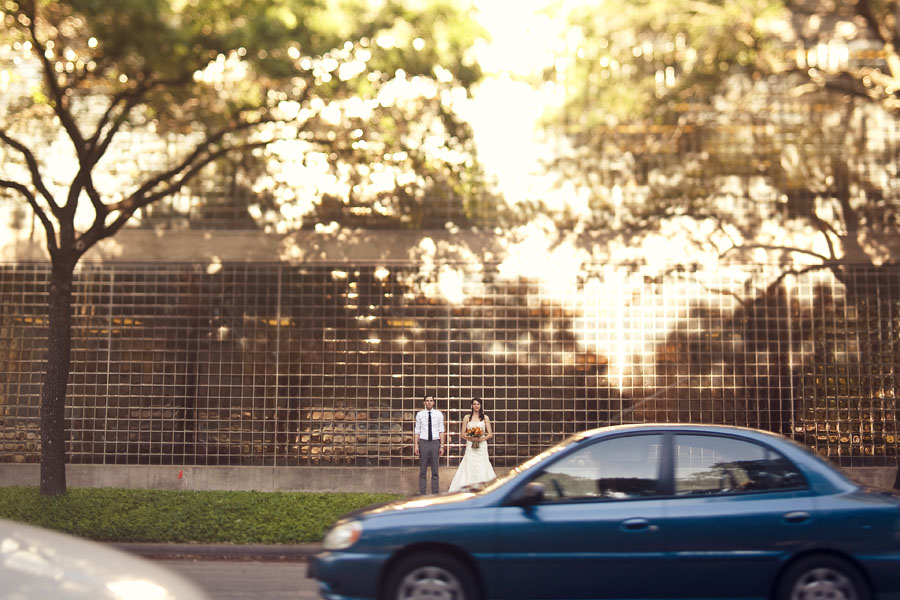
40, 261, 75, 496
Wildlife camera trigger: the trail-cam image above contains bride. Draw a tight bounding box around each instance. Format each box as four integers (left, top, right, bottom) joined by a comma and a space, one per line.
448, 397, 496, 492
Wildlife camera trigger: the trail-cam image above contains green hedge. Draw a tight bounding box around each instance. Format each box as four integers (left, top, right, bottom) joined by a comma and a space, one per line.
0, 487, 401, 543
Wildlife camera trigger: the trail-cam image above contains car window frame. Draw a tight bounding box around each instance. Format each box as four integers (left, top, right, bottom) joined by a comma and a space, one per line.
499, 429, 813, 507
666, 432, 810, 498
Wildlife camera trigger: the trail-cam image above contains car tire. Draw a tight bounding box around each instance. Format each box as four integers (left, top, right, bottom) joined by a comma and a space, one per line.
776, 555, 871, 600
383, 551, 479, 600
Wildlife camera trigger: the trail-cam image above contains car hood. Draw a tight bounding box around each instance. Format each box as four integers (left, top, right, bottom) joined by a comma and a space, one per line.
0, 519, 208, 599
350, 492, 481, 520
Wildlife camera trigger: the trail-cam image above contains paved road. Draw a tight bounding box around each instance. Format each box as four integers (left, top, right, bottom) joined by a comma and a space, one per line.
160, 559, 320, 600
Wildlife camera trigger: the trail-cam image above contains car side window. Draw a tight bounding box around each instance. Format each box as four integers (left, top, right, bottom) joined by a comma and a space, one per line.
673, 434, 807, 496
531, 434, 664, 502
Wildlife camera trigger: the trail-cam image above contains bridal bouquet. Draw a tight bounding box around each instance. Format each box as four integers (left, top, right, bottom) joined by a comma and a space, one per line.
466, 425, 485, 448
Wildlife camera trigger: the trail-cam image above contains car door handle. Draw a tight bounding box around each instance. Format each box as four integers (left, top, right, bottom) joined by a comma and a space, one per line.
782, 511, 811, 524
620, 518, 652, 532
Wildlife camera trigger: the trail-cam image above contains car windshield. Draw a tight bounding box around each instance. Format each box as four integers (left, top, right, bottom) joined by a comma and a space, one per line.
464, 431, 591, 494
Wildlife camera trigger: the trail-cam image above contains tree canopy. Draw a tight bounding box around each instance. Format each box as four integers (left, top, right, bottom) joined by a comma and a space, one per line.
542, 0, 900, 271
0, 0, 488, 237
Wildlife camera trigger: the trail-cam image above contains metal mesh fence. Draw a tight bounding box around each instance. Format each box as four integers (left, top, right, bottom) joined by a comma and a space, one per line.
1, 260, 897, 469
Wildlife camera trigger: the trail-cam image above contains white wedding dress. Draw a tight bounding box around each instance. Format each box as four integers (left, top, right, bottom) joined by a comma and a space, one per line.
448, 419, 496, 492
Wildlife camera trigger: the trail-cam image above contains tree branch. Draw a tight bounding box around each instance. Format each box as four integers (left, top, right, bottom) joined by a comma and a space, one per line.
86, 84, 150, 161
142, 140, 271, 206
108, 117, 276, 214
807, 211, 838, 260
855, 0, 889, 45
855, 0, 900, 82
72, 175, 112, 260
831, 158, 860, 238
0, 128, 60, 214
23, 3, 87, 159
88, 74, 194, 164
720, 243, 830, 262
97, 139, 271, 243
78, 170, 108, 231
0, 178, 59, 253
895, 1, 900, 57
779, 64, 900, 111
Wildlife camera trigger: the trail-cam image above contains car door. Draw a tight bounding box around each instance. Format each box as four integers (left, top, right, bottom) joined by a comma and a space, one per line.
662, 433, 817, 598
493, 433, 668, 599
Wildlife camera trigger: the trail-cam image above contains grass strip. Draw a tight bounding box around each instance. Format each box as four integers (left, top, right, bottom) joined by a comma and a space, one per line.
0, 486, 401, 543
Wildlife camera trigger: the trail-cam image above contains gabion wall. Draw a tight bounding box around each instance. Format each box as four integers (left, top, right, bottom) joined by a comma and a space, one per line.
0, 260, 897, 469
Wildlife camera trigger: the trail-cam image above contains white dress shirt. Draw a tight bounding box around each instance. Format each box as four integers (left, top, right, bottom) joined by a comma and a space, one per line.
414, 408, 444, 441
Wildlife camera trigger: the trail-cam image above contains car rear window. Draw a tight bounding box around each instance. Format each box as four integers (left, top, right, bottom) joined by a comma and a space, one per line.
673, 434, 807, 496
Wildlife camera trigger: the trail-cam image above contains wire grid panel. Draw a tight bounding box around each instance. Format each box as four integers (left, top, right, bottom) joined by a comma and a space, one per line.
0, 263, 47, 461
0, 261, 897, 468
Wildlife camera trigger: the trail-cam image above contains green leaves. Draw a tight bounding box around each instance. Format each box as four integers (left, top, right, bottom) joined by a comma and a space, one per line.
553, 0, 788, 123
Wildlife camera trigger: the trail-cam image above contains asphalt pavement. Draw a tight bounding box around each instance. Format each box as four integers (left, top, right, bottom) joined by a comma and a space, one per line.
110, 541, 322, 562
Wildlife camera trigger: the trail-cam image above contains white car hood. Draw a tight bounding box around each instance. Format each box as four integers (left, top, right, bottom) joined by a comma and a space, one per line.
0, 519, 207, 600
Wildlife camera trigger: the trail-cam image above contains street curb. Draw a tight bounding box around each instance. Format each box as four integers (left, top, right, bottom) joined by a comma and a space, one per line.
110, 542, 321, 562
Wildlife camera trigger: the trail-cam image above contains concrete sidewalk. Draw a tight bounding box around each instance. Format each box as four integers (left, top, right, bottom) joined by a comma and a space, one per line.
110, 542, 321, 562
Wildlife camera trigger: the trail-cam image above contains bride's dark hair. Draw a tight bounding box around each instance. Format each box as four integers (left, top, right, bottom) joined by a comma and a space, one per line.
468, 397, 485, 421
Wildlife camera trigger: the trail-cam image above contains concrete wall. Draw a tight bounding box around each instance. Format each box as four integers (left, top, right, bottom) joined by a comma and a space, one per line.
1, 464, 896, 494
0, 464, 458, 494
839, 467, 897, 490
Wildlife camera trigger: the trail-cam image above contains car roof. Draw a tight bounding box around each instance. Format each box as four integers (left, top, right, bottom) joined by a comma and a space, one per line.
578, 422, 783, 437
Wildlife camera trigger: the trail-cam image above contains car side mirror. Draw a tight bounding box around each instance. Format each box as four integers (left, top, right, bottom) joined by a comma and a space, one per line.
510, 482, 545, 506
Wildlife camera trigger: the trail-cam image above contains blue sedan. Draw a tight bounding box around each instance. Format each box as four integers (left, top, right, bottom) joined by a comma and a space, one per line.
309, 424, 900, 600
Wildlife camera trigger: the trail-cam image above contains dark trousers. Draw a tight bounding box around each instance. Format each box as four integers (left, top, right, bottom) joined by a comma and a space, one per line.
419, 439, 440, 494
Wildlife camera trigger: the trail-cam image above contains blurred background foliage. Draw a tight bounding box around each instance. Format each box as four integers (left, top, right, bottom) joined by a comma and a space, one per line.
540, 0, 900, 272
5, 0, 897, 257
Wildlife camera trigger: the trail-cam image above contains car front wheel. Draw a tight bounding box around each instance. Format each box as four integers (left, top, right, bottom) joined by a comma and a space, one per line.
383, 551, 478, 600
776, 555, 871, 600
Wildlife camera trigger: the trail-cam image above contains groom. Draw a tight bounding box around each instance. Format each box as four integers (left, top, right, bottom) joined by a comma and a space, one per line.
413, 394, 445, 494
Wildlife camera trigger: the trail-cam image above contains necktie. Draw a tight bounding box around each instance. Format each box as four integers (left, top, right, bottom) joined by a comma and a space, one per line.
427, 411, 433, 441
